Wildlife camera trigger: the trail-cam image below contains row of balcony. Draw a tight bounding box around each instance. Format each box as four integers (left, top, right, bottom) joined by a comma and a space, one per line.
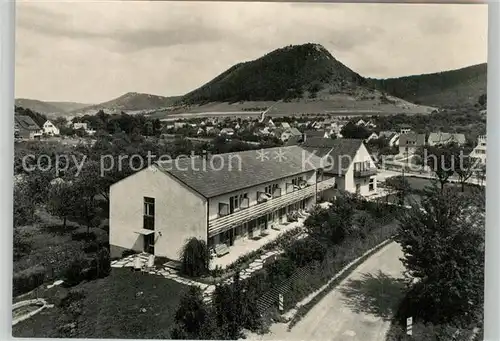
208, 178, 338, 236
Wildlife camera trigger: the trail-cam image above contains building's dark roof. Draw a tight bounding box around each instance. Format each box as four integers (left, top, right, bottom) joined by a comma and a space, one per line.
399, 133, 426, 146
379, 131, 397, 138
303, 130, 326, 139
156, 146, 327, 198
428, 132, 466, 145
288, 127, 302, 136
14, 115, 41, 131
284, 135, 303, 146
301, 138, 364, 175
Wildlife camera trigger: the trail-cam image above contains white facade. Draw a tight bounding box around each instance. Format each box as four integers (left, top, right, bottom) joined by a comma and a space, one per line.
73, 122, 88, 130
333, 143, 378, 196
43, 120, 60, 136
470, 135, 487, 164
110, 166, 207, 260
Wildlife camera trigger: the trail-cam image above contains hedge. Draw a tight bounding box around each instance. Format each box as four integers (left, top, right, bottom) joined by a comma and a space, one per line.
13, 265, 46, 296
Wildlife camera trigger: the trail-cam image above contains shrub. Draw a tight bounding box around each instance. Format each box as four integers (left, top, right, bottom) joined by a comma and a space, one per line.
266, 258, 296, 286
71, 229, 96, 242
63, 256, 88, 286
83, 242, 100, 254
97, 247, 111, 278
59, 288, 86, 309
12, 265, 46, 296
284, 238, 327, 267
122, 249, 136, 258
180, 238, 210, 277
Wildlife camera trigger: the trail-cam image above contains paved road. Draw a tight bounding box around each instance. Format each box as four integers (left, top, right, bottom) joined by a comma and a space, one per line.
253, 242, 405, 341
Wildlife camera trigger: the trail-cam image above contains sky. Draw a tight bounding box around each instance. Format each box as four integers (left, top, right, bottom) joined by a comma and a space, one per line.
15, 1, 488, 104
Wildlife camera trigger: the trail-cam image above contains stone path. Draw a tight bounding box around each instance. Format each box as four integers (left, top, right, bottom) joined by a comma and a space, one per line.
111, 221, 308, 303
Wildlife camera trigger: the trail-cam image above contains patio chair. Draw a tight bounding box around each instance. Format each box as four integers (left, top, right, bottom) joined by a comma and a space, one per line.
133, 256, 142, 271
142, 254, 155, 273
215, 244, 230, 257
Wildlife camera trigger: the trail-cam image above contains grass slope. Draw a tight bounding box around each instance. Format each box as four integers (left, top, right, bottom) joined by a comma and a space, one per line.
73, 92, 181, 114
12, 268, 188, 338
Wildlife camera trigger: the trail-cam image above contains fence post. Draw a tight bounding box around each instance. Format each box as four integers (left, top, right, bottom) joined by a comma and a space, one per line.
278, 293, 284, 312
406, 316, 413, 335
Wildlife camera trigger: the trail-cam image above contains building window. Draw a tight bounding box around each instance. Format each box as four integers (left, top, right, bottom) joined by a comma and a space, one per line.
143, 197, 155, 230
369, 178, 375, 192
229, 193, 249, 213
291, 176, 303, 186
219, 203, 229, 216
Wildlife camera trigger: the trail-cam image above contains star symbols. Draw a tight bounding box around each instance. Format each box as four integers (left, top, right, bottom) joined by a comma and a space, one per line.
256, 149, 270, 162
273, 148, 287, 162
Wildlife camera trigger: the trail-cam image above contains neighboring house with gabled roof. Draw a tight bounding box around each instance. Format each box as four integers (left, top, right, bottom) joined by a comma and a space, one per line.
427, 132, 466, 146
14, 115, 42, 139
219, 127, 235, 137
42, 120, 60, 136
365, 132, 379, 142
301, 138, 377, 196
280, 122, 291, 130
280, 127, 302, 142
303, 130, 329, 140
379, 131, 400, 147
399, 133, 426, 156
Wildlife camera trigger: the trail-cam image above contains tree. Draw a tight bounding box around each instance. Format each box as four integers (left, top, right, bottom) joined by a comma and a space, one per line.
340, 122, 371, 139
384, 175, 411, 205
47, 180, 77, 229
170, 286, 214, 339
13, 182, 36, 228
420, 145, 456, 190
179, 238, 210, 277
284, 237, 326, 267
454, 155, 475, 192
395, 186, 485, 325
304, 194, 356, 244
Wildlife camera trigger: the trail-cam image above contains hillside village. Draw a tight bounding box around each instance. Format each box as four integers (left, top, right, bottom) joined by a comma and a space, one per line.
13, 42, 487, 341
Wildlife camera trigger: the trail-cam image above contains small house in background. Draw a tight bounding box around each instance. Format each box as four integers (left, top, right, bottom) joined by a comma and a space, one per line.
379, 131, 400, 147
398, 133, 426, 156
280, 127, 302, 142
427, 132, 466, 146
398, 124, 412, 135
42, 120, 60, 136
365, 132, 379, 142
281, 122, 291, 129
73, 122, 88, 131
303, 130, 330, 140
196, 127, 205, 136
355, 119, 366, 126
219, 127, 235, 137
14, 115, 42, 139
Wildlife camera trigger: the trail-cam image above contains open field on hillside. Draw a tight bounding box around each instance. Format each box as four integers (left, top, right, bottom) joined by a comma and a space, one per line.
147, 97, 436, 120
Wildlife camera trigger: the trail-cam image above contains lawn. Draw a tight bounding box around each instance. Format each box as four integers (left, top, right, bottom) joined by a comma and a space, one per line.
12, 268, 188, 338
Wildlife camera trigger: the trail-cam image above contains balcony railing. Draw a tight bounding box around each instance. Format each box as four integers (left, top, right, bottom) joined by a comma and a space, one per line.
208, 185, 315, 237
354, 168, 377, 178
317, 178, 336, 192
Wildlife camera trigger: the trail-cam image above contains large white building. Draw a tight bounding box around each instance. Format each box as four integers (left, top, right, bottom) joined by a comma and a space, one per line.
109, 142, 377, 260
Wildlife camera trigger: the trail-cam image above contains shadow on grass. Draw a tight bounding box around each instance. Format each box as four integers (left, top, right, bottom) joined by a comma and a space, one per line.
339, 270, 406, 321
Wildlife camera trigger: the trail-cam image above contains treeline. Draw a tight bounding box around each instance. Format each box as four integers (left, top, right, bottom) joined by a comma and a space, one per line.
367, 63, 487, 108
